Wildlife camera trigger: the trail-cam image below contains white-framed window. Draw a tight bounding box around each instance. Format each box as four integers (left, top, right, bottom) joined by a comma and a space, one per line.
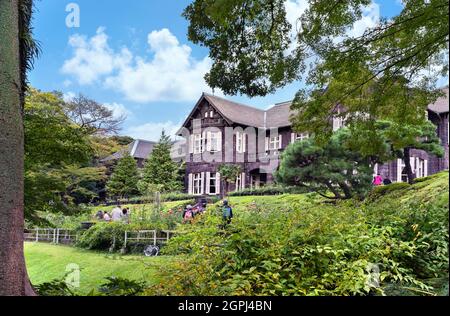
235, 173, 246, 191
236, 132, 246, 153
207, 131, 221, 152
193, 173, 203, 195
292, 133, 309, 142
210, 110, 214, 118
415, 158, 428, 178
193, 133, 204, 154
206, 172, 220, 195
205, 112, 208, 118
266, 135, 282, 151
332, 109, 347, 131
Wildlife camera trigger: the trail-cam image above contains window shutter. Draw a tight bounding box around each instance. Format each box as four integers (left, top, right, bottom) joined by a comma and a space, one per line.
216, 172, 221, 195
235, 132, 240, 152
397, 159, 403, 182
218, 131, 223, 152
243, 133, 247, 153
188, 173, 193, 194
206, 131, 212, 152
189, 135, 194, 153
205, 172, 210, 195
200, 172, 205, 195
278, 135, 283, 149
424, 159, 428, 177
291, 133, 296, 143
202, 131, 206, 153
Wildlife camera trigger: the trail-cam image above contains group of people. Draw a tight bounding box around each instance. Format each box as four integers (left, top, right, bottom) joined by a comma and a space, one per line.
181, 200, 233, 225
95, 205, 130, 224
373, 174, 392, 186
181, 202, 206, 223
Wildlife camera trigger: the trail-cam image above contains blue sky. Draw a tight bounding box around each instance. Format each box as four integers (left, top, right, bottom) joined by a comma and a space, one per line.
29, 0, 408, 141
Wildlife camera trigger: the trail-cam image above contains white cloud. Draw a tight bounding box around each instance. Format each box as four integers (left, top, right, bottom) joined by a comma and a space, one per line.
124, 120, 182, 141
104, 102, 132, 119
62, 27, 213, 103
104, 28, 213, 103
62, 91, 76, 102
347, 2, 380, 38
61, 27, 133, 85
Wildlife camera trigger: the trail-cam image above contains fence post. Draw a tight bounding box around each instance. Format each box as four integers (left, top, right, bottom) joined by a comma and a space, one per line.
35, 229, 39, 242
56, 229, 60, 244
153, 230, 157, 246
124, 231, 127, 248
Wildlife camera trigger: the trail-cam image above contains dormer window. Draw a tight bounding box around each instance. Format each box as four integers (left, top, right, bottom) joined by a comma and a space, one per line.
205, 112, 208, 118
210, 110, 214, 118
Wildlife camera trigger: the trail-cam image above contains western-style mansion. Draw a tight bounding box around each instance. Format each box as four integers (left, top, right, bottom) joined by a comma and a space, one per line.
177, 88, 449, 196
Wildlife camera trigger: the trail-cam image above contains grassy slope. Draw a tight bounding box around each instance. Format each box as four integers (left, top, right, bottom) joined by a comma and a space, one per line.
89, 200, 194, 214
26, 172, 448, 295
24, 242, 172, 295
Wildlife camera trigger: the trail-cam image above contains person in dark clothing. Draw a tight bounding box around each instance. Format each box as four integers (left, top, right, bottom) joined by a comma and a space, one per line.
222, 200, 233, 225
383, 178, 392, 185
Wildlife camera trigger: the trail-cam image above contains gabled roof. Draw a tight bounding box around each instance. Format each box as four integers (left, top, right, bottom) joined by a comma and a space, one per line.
179, 86, 448, 134
203, 94, 266, 127
178, 93, 294, 133
101, 139, 157, 162
428, 87, 449, 114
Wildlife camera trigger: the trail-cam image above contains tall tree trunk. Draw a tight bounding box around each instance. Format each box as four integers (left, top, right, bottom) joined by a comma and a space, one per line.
0, 0, 35, 296
403, 147, 415, 185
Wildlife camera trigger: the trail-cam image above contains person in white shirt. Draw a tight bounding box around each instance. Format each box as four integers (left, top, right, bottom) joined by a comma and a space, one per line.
111, 206, 123, 222
103, 212, 111, 222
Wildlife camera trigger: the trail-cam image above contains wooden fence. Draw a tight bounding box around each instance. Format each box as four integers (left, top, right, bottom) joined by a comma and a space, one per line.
24, 228, 78, 245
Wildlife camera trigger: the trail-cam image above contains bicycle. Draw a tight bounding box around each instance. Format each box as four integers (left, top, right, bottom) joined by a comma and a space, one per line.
143, 244, 160, 257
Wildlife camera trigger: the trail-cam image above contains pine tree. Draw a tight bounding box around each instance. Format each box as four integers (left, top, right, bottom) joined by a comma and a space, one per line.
276, 129, 373, 200
140, 130, 180, 194
106, 153, 139, 198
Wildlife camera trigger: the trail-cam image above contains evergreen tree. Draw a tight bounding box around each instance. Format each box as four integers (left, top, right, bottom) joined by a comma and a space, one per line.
140, 131, 181, 194
276, 129, 372, 200
106, 153, 139, 198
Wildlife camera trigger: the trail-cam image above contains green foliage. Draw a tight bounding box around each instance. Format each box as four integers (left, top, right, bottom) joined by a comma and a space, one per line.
106, 153, 140, 198
184, 0, 448, 142
98, 277, 146, 296
24, 89, 97, 221
139, 131, 182, 194
76, 222, 128, 251
149, 172, 448, 296
276, 129, 373, 199
218, 164, 242, 195
183, 0, 301, 97
35, 275, 146, 297
34, 278, 76, 296
228, 185, 309, 197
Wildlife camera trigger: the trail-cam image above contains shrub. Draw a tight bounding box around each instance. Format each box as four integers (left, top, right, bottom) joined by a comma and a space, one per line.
228, 185, 309, 197
76, 222, 128, 251
98, 277, 146, 296
149, 173, 449, 296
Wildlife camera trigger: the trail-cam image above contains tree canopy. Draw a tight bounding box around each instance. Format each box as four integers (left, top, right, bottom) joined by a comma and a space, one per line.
183, 0, 449, 141
276, 129, 373, 199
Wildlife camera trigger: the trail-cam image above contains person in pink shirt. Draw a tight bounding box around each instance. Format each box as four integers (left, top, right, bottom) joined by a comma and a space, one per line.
373, 174, 383, 186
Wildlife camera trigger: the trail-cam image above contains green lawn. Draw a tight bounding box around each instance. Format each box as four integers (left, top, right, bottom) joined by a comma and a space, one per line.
25, 242, 172, 295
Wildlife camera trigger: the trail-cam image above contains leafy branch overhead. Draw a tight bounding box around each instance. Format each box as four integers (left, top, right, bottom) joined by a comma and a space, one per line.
184, 0, 449, 140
